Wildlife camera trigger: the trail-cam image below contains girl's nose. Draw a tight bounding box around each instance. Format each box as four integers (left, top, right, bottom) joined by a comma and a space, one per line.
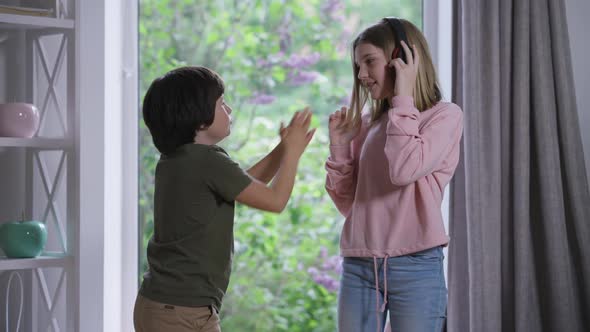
357, 67, 368, 80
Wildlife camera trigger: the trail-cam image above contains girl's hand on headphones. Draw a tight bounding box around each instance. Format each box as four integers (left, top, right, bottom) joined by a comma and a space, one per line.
389, 40, 419, 98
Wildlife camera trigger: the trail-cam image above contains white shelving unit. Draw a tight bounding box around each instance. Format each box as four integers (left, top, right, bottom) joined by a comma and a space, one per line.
0, 13, 74, 29
0, 137, 71, 149
0, 255, 72, 271
0, 1, 77, 331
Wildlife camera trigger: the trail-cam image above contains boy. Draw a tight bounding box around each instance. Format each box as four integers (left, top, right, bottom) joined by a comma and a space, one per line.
134, 66, 315, 332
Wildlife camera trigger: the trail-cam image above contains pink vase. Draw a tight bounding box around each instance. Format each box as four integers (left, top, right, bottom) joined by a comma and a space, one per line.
0, 103, 40, 138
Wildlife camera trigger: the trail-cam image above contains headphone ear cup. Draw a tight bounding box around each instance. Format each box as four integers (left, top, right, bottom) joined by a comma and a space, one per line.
390, 57, 397, 80
392, 47, 400, 59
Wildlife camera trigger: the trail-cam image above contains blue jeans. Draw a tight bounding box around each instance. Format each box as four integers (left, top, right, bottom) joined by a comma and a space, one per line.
338, 247, 447, 332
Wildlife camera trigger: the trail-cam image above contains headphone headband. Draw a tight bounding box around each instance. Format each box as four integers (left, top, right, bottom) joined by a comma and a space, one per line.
384, 17, 410, 62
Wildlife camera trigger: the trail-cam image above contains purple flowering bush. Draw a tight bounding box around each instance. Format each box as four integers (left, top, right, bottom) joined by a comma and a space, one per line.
307, 247, 343, 292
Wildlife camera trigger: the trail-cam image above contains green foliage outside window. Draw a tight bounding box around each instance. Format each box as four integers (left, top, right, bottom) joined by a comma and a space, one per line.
139, 1, 422, 330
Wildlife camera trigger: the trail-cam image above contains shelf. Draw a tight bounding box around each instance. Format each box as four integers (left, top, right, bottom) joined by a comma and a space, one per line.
0, 255, 72, 270
0, 13, 74, 30
0, 137, 72, 149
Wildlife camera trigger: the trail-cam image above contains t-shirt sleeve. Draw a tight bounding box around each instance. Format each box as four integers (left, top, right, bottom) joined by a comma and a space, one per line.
205, 146, 253, 201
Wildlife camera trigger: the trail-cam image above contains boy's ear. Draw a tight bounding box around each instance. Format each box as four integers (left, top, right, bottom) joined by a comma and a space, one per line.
194, 125, 207, 137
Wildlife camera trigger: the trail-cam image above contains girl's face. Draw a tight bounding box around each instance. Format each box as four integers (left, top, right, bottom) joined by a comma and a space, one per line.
195, 95, 232, 144
354, 42, 395, 100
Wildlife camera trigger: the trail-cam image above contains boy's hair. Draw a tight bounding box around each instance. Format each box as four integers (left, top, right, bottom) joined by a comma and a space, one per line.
142, 66, 225, 154
347, 18, 442, 129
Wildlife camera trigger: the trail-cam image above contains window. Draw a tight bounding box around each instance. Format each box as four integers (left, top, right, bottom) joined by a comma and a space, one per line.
138, 1, 429, 330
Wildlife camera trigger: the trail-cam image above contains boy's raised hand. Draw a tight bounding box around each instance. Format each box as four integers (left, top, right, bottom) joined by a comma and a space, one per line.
235, 108, 315, 213
282, 107, 316, 157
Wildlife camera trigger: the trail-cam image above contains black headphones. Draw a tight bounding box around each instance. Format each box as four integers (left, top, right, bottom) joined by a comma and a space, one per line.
384, 17, 410, 63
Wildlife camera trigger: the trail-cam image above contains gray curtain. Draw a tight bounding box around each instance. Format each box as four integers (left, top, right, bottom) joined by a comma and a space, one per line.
448, 0, 590, 331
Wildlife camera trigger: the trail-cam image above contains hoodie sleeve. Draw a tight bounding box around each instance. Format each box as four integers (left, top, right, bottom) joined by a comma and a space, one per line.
385, 96, 463, 186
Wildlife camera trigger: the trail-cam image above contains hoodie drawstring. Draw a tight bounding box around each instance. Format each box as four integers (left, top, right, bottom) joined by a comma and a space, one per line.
373, 255, 389, 332
373, 257, 380, 332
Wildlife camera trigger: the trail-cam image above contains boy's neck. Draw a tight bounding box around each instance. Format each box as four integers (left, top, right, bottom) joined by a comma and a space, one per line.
193, 133, 221, 146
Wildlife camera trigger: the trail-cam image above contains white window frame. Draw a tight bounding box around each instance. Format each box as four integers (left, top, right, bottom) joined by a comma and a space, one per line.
423, 0, 453, 280
78, 1, 138, 331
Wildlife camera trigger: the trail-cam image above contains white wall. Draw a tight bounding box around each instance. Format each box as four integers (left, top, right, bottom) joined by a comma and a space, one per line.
565, 0, 590, 189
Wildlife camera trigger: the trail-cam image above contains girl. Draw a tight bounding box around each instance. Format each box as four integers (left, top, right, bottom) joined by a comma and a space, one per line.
325, 18, 463, 332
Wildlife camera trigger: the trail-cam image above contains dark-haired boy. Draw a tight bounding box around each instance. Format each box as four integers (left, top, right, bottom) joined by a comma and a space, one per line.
134, 66, 315, 332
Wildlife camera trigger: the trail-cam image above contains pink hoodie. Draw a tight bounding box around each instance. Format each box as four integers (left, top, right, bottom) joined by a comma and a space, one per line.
325, 95, 463, 258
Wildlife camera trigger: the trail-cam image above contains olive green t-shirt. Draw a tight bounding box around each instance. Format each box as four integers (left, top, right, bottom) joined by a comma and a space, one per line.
139, 143, 252, 311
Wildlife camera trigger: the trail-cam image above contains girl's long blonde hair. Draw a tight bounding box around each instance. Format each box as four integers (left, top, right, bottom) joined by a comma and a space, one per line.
345, 18, 442, 129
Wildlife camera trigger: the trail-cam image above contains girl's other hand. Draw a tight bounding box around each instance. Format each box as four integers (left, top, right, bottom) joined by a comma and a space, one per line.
328, 106, 359, 146
389, 40, 419, 97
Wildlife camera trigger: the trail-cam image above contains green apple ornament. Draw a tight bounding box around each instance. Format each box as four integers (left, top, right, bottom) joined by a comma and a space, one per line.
0, 213, 47, 258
